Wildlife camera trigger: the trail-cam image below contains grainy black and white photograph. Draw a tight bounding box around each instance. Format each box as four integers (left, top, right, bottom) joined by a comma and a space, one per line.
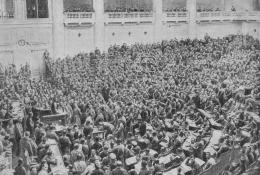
0, 0, 260, 175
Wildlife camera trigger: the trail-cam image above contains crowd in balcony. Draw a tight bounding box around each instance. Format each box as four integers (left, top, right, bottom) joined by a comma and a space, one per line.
105, 7, 152, 13
164, 7, 187, 12
0, 34, 259, 175
196, 7, 222, 12
64, 6, 94, 13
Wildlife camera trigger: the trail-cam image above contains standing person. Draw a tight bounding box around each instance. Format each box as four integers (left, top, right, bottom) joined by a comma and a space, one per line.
59, 130, 71, 155
14, 119, 23, 156
73, 154, 87, 174
19, 131, 36, 169
14, 158, 27, 175
72, 103, 81, 126
139, 161, 149, 175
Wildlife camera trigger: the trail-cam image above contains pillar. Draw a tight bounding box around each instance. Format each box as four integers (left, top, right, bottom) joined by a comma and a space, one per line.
153, 0, 163, 43
52, 0, 65, 59
221, 0, 225, 11
187, 0, 197, 39
14, 0, 26, 19
93, 0, 105, 52
0, 0, 6, 13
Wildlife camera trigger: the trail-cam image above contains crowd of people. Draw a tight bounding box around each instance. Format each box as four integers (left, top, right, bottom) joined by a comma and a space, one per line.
0, 34, 260, 175
104, 7, 152, 13
64, 6, 94, 13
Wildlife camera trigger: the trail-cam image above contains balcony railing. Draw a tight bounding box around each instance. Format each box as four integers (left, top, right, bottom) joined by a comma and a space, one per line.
197, 11, 260, 21
64, 12, 95, 25
163, 12, 189, 22
0, 12, 14, 20
62, 11, 260, 25
105, 12, 153, 23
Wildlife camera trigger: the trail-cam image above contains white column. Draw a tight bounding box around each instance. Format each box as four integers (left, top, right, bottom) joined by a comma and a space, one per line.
187, 0, 197, 39
221, 0, 225, 11
52, 0, 65, 59
93, 0, 105, 52
14, 0, 26, 19
1, 0, 6, 14
153, 0, 163, 43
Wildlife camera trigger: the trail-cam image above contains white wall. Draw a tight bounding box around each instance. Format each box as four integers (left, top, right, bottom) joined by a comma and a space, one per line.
225, 0, 254, 11
161, 23, 189, 40
0, 23, 52, 71
64, 26, 95, 56
104, 23, 154, 49
242, 22, 260, 40
196, 22, 242, 39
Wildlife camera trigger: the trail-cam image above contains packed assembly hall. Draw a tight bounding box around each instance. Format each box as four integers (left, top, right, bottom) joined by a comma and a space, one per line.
0, 0, 260, 175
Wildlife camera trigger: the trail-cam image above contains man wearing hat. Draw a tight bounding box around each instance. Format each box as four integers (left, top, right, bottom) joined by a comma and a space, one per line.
111, 161, 128, 175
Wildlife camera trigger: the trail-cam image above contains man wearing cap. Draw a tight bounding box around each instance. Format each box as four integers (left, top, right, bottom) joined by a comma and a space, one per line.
109, 153, 117, 171
14, 119, 23, 156
91, 137, 102, 152
14, 158, 27, 175
59, 130, 71, 155
111, 161, 128, 175
99, 144, 109, 159
91, 161, 105, 175
71, 143, 85, 164
19, 131, 37, 166
83, 120, 94, 138
139, 160, 149, 175
73, 154, 87, 174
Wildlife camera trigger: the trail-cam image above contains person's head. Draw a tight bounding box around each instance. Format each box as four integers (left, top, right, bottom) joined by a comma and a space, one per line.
74, 143, 79, 150
110, 153, 116, 161
178, 167, 182, 173
116, 161, 123, 167
18, 158, 23, 166
47, 150, 52, 156
24, 131, 30, 138
95, 161, 101, 169
141, 160, 147, 168
76, 153, 82, 161
39, 161, 48, 171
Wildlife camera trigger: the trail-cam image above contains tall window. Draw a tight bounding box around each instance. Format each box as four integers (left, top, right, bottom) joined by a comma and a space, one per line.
26, 0, 48, 18
0, 0, 14, 18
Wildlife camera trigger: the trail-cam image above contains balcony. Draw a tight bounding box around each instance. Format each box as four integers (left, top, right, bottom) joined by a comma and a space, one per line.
163, 12, 189, 22
197, 11, 260, 22
104, 12, 154, 24
64, 12, 95, 26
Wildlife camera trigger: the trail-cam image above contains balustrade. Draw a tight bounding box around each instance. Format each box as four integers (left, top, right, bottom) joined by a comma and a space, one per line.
1, 10, 259, 23
104, 12, 154, 23
197, 11, 260, 21
64, 12, 95, 25
65, 12, 93, 19
164, 12, 189, 22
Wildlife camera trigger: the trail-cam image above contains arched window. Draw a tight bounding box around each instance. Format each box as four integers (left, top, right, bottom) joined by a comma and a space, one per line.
26, 0, 48, 18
